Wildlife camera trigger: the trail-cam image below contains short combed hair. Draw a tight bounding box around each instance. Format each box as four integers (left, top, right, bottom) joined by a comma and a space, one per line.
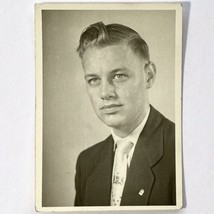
77, 22, 150, 61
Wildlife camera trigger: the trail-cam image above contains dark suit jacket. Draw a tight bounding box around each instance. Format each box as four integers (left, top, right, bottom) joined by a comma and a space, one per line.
75, 106, 176, 206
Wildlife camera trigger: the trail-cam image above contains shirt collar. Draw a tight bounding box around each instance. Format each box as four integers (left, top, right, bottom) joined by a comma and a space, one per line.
111, 107, 150, 150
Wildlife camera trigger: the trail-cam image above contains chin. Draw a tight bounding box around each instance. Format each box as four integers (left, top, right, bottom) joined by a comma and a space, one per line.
99, 115, 125, 129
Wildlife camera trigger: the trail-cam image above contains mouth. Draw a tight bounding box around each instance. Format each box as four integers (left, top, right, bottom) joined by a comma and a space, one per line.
100, 104, 123, 114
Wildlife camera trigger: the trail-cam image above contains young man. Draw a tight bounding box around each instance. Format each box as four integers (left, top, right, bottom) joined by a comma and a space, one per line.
74, 22, 175, 206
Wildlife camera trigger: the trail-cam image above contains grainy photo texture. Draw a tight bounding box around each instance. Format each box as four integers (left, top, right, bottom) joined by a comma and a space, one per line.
35, 3, 182, 212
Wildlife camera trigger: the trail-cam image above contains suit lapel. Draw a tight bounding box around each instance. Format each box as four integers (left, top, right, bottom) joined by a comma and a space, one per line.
121, 138, 154, 205
121, 106, 164, 205
85, 136, 114, 206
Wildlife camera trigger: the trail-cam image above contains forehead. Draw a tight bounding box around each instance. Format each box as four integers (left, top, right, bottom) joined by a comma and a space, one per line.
82, 45, 141, 72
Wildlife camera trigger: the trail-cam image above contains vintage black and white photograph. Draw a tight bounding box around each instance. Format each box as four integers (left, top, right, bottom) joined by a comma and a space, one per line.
35, 3, 182, 211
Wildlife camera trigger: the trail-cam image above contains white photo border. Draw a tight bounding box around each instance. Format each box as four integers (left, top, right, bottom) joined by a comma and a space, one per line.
35, 3, 183, 212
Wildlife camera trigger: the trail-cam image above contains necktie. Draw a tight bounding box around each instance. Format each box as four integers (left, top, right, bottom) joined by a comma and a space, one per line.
110, 140, 133, 206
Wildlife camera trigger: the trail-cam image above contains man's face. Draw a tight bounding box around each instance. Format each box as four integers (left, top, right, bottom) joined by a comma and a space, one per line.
82, 44, 153, 135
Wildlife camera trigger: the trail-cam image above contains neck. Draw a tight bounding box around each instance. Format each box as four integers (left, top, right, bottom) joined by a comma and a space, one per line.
112, 104, 150, 138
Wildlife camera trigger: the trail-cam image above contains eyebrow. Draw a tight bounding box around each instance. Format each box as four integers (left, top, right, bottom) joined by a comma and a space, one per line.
84, 74, 98, 80
111, 67, 130, 74
84, 67, 130, 79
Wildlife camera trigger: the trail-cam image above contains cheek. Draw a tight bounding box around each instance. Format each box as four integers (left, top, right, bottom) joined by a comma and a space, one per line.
123, 82, 143, 97
121, 83, 146, 105
88, 90, 100, 109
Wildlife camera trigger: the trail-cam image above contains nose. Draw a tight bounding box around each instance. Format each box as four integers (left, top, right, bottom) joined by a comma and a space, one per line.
100, 79, 115, 100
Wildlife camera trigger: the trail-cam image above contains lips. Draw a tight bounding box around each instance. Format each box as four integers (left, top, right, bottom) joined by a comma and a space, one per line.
100, 104, 123, 114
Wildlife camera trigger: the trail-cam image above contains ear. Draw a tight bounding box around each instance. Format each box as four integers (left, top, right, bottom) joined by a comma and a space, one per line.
144, 62, 156, 89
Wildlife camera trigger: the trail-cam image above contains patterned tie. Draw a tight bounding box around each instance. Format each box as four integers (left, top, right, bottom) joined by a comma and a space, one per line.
110, 140, 133, 206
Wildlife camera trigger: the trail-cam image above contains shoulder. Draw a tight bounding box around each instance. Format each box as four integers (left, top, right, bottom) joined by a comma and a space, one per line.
163, 117, 175, 140
76, 134, 113, 165
149, 105, 175, 149
79, 134, 113, 157
155, 107, 175, 143
162, 117, 175, 158
154, 107, 175, 164
150, 105, 175, 134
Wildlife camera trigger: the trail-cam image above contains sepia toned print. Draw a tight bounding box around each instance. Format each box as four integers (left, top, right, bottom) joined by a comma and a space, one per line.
35, 3, 182, 212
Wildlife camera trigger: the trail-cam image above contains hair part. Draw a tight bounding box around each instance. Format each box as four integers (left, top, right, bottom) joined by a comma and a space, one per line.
77, 22, 150, 61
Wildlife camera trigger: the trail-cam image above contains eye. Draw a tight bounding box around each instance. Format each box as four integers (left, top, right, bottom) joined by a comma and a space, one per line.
113, 74, 127, 81
88, 78, 100, 86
